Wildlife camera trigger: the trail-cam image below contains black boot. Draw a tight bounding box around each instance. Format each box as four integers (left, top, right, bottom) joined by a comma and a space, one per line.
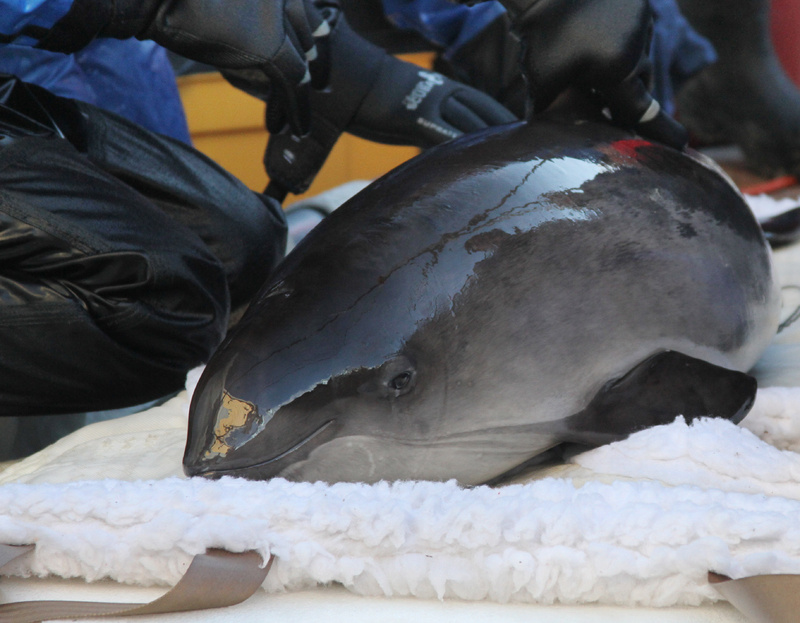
676, 0, 800, 178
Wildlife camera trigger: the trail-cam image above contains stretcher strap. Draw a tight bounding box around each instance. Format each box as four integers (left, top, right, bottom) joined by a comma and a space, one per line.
709, 571, 800, 623
0, 545, 271, 623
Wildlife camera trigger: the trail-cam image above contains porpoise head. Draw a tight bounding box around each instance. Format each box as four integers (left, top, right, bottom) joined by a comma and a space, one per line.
183, 131, 541, 484
183, 179, 555, 484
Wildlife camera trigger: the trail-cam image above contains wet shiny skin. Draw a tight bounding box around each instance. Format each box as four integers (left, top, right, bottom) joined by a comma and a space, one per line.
184, 119, 780, 485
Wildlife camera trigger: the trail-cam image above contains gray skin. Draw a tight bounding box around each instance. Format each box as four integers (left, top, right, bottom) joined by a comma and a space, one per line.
184, 118, 780, 486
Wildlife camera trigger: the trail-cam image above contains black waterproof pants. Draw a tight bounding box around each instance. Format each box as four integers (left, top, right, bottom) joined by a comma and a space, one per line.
0, 80, 286, 416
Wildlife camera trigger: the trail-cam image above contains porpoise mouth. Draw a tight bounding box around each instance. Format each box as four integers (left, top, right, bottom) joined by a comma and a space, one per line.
194, 419, 336, 479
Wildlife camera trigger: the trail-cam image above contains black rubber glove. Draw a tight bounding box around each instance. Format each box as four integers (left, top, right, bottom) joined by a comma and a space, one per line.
498, 0, 688, 149
258, 4, 516, 195
334, 23, 517, 146
265, 4, 516, 145
36, 0, 329, 136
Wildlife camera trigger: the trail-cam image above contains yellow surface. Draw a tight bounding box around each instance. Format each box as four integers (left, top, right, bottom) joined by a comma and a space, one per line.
177, 53, 434, 203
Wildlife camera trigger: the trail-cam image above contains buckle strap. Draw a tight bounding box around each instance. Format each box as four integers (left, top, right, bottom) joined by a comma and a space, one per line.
709, 571, 800, 623
0, 546, 271, 623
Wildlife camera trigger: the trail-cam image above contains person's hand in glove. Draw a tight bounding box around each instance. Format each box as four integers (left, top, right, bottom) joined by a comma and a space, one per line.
35, 0, 330, 136
322, 12, 516, 147
343, 55, 517, 148
258, 1, 516, 146
493, 0, 687, 149
253, 2, 516, 196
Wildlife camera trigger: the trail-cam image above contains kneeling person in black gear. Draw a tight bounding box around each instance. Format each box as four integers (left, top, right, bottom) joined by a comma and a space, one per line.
0, 0, 516, 431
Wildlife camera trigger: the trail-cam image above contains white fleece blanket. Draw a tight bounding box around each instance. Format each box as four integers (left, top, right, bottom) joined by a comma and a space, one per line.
1, 194, 800, 613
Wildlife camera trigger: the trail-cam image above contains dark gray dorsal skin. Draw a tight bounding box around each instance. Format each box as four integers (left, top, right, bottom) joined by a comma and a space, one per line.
184, 119, 781, 486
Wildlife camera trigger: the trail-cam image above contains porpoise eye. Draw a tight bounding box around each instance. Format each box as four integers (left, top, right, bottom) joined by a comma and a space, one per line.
389, 371, 413, 391
357, 355, 416, 399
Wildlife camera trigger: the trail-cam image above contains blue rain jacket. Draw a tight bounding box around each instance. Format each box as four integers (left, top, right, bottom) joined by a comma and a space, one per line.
0, 0, 190, 142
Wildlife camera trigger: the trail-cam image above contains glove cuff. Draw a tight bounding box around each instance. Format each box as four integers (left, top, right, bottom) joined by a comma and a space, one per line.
310, 9, 386, 128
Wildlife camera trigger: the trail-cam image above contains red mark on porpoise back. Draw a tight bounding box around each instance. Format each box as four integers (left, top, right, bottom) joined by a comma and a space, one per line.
611, 139, 653, 159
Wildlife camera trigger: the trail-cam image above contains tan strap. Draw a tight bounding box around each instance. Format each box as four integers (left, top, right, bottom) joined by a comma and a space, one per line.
709, 571, 800, 623
0, 547, 271, 623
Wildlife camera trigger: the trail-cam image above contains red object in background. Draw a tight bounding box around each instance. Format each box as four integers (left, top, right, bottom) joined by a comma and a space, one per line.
772, 0, 800, 87
741, 174, 799, 195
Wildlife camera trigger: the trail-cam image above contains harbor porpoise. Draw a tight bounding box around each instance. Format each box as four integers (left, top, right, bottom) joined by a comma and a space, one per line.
184, 118, 781, 485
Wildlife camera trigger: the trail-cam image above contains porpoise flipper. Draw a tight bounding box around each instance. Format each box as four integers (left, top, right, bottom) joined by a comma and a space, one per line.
481, 445, 576, 487
558, 351, 757, 447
